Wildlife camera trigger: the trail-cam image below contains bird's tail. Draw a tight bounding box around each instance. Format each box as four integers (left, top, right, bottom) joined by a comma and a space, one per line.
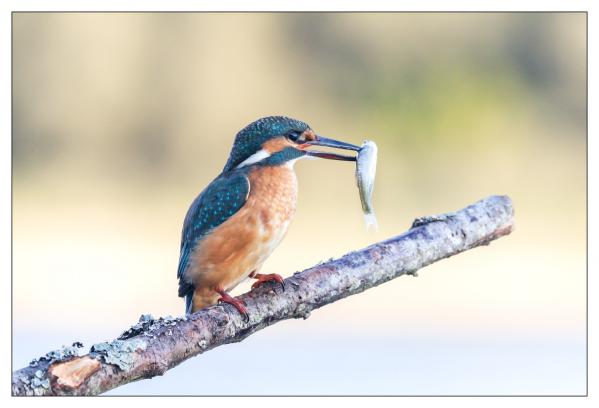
185, 292, 194, 315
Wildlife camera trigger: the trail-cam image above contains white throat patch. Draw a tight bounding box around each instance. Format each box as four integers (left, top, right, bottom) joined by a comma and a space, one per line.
236, 149, 271, 169
285, 156, 307, 169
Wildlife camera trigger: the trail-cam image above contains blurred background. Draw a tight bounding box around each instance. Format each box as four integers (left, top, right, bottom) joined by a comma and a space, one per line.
12, 13, 586, 395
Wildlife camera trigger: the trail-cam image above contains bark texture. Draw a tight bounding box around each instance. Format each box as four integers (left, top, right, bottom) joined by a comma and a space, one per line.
12, 195, 514, 396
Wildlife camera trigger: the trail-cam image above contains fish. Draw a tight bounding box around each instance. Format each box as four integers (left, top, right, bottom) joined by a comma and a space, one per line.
355, 140, 378, 230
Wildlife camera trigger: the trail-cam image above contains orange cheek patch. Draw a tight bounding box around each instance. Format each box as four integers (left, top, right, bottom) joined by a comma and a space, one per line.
262, 136, 294, 153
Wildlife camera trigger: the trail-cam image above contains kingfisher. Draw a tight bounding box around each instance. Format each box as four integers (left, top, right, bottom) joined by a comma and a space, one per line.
177, 116, 360, 319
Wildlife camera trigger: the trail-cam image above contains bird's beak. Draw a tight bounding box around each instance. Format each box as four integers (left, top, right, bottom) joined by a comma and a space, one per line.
303, 135, 360, 162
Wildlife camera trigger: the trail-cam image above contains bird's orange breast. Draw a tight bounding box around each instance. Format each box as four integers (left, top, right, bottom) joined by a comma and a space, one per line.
187, 164, 298, 309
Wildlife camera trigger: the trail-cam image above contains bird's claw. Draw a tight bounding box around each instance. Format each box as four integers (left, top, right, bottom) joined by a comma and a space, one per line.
216, 291, 249, 322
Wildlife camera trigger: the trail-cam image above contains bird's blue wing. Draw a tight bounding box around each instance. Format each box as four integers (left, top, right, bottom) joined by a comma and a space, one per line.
177, 171, 250, 302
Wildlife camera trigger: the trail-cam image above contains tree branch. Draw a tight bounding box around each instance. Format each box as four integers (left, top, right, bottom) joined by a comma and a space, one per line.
12, 195, 514, 396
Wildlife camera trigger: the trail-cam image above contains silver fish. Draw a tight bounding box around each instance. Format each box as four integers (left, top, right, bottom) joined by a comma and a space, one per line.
355, 140, 378, 229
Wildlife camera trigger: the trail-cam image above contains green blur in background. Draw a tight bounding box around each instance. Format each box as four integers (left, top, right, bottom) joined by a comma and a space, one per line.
12, 13, 586, 395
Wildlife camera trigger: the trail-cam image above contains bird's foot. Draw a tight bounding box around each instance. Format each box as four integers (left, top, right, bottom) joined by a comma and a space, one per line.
251, 273, 285, 292
216, 289, 248, 322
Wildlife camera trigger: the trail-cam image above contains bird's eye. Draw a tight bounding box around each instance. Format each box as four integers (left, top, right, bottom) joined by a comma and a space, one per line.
287, 131, 303, 143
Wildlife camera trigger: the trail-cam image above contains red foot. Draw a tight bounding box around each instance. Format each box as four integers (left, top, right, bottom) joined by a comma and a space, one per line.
251, 273, 285, 292
216, 288, 248, 322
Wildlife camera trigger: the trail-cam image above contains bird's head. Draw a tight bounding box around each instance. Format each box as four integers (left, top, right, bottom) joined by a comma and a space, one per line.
223, 116, 360, 172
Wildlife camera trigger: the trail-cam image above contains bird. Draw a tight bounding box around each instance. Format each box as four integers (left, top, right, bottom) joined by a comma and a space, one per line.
177, 116, 360, 319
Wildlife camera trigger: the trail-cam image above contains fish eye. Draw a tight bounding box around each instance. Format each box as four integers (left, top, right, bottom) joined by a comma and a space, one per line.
286, 130, 303, 143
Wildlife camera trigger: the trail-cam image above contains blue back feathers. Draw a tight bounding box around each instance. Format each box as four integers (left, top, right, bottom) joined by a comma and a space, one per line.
177, 170, 250, 300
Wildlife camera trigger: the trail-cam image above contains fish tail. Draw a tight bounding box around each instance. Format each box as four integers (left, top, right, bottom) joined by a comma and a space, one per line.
364, 212, 378, 230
